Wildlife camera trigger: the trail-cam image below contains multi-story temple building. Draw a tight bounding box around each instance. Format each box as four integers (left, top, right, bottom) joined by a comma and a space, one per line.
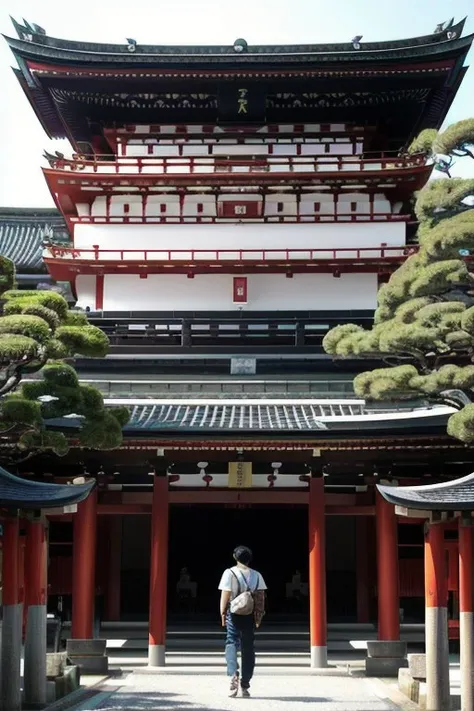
1, 18, 473, 667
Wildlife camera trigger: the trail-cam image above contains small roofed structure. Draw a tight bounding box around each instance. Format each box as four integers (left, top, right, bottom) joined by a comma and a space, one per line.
378, 473, 474, 711
0, 464, 95, 510
0, 466, 95, 711
377, 472, 474, 511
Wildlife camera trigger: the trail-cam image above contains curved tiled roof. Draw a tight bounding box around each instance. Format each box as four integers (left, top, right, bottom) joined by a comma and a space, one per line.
44, 400, 452, 436
0, 208, 68, 272
4, 18, 469, 63
0, 465, 94, 509
120, 401, 452, 432
5, 19, 471, 146
378, 473, 474, 511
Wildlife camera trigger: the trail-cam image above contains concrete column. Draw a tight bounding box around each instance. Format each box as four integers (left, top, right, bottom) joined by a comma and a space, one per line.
376, 490, 400, 640
72, 488, 98, 639
148, 475, 169, 667
425, 521, 450, 711
104, 516, 123, 621
24, 516, 48, 707
356, 517, 370, 623
1, 514, 22, 711
459, 517, 473, 711
308, 476, 327, 668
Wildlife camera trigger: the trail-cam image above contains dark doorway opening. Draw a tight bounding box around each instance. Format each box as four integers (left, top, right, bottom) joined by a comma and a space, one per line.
168, 505, 309, 622
120, 507, 358, 622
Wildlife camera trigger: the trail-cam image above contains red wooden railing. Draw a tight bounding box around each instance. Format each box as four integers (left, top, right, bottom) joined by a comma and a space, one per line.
69, 213, 409, 225
47, 152, 426, 175
45, 245, 417, 262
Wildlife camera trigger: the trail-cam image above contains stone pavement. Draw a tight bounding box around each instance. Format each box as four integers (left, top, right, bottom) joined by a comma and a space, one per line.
71, 668, 411, 710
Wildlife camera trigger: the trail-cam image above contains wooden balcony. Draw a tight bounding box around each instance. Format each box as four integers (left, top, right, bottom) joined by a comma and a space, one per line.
46, 152, 426, 177
44, 245, 416, 280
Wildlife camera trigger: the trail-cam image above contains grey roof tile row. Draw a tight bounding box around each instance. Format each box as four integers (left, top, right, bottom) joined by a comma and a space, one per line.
0, 210, 68, 271
129, 402, 368, 431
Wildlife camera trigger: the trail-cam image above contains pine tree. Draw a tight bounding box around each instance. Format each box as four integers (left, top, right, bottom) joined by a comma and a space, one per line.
323, 119, 474, 442
0, 262, 128, 455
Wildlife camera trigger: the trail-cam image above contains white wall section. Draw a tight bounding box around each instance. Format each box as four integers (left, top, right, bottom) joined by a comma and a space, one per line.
74, 222, 405, 253
88, 273, 378, 311
75, 275, 96, 309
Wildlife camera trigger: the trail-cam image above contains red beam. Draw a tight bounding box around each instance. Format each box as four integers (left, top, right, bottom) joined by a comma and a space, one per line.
28, 58, 455, 79
45, 260, 403, 280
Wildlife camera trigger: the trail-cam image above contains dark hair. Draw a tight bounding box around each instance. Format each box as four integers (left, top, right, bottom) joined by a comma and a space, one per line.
233, 545, 253, 566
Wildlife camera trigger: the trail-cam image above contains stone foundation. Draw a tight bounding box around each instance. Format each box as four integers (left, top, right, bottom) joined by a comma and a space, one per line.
365, 640, 408, 677
45, 651, 81, 703
66, 639, 108, 675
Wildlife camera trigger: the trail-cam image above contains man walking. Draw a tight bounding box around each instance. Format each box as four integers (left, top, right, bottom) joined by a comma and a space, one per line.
218, 545, 267, 698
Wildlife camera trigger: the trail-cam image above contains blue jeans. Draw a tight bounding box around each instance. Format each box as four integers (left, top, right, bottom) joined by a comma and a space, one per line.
225, 612, 255, 688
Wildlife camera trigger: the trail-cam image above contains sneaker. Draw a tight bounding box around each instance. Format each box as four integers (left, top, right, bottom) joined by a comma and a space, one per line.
229, 674, 239, 697
241, 687, 251, 698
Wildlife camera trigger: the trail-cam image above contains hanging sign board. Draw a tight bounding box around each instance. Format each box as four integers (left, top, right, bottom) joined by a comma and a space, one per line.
228, 462, 253, 489
218, 84, 266, 122
233, 276, 248, 304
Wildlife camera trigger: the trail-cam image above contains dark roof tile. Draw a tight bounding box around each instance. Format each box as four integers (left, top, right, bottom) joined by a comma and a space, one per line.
0, 465, 94, 509
378, 473, 474, 511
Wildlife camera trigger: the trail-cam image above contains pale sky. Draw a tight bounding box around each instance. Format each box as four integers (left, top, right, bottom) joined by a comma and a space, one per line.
0, 0, 472, 207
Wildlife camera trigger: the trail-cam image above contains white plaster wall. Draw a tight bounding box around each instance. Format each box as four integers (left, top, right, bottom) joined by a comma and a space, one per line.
300, 193, 336, 216
265, 193, 297, 216
145, 195, 180, 217
100, 273, 378, 311
74, 222, 405, 251
75, 275, 97, 309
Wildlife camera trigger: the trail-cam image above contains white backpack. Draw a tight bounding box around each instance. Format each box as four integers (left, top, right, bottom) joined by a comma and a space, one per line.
229, 569, 257, 616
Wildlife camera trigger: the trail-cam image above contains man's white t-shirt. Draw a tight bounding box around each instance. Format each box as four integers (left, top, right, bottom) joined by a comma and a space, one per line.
218, 565, 267, 600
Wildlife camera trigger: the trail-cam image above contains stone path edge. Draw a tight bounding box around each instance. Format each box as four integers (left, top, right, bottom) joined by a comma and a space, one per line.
366, 677, 421, 711
41, 675, 120, 711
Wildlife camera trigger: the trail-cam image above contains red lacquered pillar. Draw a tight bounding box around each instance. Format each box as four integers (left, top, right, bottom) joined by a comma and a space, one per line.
148, 475, 169, 667
24, 516, 48, 706
425, 522, 450, 711
376, 490, 400, 640
308, 476, 327, 667
1, 514, 22, 711
459, 517, 473, 711
72, 488, 98, 639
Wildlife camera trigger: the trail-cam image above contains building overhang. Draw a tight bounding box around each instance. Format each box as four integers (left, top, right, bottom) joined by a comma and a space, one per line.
4, 19, 472, 147
0, 465, 95, 510
378, 472, 474, 511
43, 244, 416, 281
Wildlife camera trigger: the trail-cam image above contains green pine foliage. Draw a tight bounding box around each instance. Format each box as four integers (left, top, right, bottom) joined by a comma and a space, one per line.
0, 256, 15, 295
323, 118, 474, 442
0, 267, 129, 454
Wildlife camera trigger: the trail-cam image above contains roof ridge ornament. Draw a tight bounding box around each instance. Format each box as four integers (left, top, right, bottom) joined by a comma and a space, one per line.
10, 17, 46, 42
233, 38, 248, 53
433, 18, 454, 34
